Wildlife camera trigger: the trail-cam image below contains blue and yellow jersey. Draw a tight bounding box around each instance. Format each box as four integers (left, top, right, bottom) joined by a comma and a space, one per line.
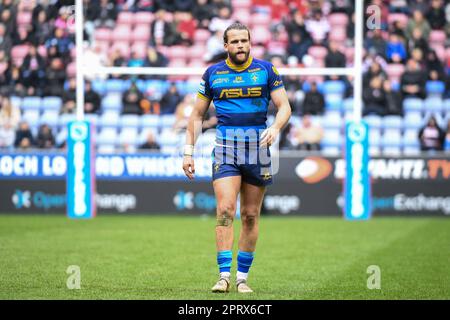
197, 56, 284, 144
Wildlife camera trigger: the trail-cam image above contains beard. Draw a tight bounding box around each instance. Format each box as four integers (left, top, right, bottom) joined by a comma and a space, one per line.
228, 50, 250, 65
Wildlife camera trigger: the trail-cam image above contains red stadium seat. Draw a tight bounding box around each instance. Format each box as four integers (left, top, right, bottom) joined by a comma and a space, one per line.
168, 45, 188, 60
131, 42, 148, 58
117, 11, 134, 25
11, 45, 29, 65
188, 44, 206, 58
429, 30, 446, 46
110, 41, 131, 59
251, 45, 265, 59
329, 27, 347, 42
328, 13, 348, 27
188, 59, 206, 68
250, 13, 270, 27
113, 25, 132, 41
386, 63, 405, 84
232, 0, 251, 10
232, 10, 251, 25
134, 12, 154, 25
17, 11, 32, 26
308, 46, 328, 60
94, 28, 112, 42
132, 25, 150, 42
193, 29, 211, 43
252, 26, 271, 45
168, 58, 187, 68
67, 62, 76, 78
387, 13, 408, 28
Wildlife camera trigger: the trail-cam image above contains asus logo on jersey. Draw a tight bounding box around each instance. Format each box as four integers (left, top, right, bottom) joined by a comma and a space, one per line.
219, 87, 262, 98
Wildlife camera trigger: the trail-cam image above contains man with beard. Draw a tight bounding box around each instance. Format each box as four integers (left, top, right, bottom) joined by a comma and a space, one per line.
182, 23, 291, 293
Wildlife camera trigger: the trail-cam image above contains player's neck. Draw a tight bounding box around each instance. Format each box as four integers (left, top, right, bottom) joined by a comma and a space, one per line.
225, 55, 253, 72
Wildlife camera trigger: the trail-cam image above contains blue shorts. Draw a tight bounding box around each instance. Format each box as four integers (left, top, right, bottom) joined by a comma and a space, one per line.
211, 145, 273, 187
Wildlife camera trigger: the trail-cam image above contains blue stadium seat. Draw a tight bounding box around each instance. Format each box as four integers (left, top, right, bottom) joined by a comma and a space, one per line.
160, 114, 177, 128
382, 115, 403, 130
97, 128, 118, 145
84, 114, 99, 127
302, 81, 325, 93
343, 98, 353, 111
22, 110, 40, 126
105, 79, 125, 93
424, 97, 443, 113
323, 80, 346, 95
425, 81, 445, 96
369, 128, 381, 147
402, 129, 419, 149
91, 80, 106, 96
138, 128, 158, 145
58, 113, 77, 128
325, 94, 343, 111
99, 111, 120, 128
403, 98, 423, 113
42, 96, 62, 111
56, 128, 67, 146
140, 114, 160, 129
118, 128, 138, 146
403, 112, 423, 130
21, 96, 42, 111
363, 115, 382, 129
40, 111, 59, 127
322, 111, 342, 129
101, 94, 123, 112
119, 114, 140, 128
10, 96, 22, 109
321, 129, 343, 148
381, 129, 402, 147
97, 144, 116, 154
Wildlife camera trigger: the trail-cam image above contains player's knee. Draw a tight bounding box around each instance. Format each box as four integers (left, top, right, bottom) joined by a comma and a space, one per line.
216, 204, 235, 227
241, 208, 259, 228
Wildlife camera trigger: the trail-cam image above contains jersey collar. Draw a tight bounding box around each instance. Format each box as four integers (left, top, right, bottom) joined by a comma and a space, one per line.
225, 55, 253, 72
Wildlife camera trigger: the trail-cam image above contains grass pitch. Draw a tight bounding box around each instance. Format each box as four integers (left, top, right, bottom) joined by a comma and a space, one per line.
0, 214, 449, 300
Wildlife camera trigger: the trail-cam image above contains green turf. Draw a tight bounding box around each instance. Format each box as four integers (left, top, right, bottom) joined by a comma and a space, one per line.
0, 214, 449, 300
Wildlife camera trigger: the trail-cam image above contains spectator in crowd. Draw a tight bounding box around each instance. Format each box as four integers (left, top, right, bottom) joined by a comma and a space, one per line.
192, 0, 214, 30
292, 115, 323, 151
45, 57, 67, 97
287, 32, 310, 62
283, 73, 304, 114
209, 5, 233, 34
0, 96, 20, 149
362, 49, 387, 77
277, 122, 295, 150
139, 131, 161, 151
410, 47, 426, 70
160, 83, 183, 114
150, 9, 179, 46
175, 11, 196, 46
87, 0, 117, 29
305, 9, 330, 45
14, 121, 34, 149
21, 45, 46, 96
0, 50, 9, 88
426, 50, 445, 81
285, 10, 313, 47
173, 93, 195, 132
122, 82, 146, 115
0, 23, 13, 53
0, 9, 16, 36
407, 27, 429, 58
143, 46, 168, 68
389, 0, 409, 13
302, 82, 325, 115
202, 104, 217, 133
406, 10, 431, 40
61, 77, 76, 114
12, 26, 32, 46
386, 33, 407, 63
36, 123, 55, 149
127, 51, 145, 68
364, 28, 387, 60
400, 59, 427, 100
363, 76, 387, 116
418, 115, 445, 151
426, 0, 446, 30
205, 29, 226, 63
325, 41, 346, 68
383, 79, 403, 116
444, 120, 450, 152
45, 28, 74, 63
31, 10, 54, 46
84, 43, 108, 81
84, 80, 101, 114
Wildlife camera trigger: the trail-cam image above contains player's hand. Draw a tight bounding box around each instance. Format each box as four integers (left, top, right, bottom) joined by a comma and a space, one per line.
182, 156, 195, 180
260, 127, 279, 148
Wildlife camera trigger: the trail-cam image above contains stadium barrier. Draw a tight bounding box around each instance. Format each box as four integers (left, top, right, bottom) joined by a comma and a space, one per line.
0, 152, 448, 216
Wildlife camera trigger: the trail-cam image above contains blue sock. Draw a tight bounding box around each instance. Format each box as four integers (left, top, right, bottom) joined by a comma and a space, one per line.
237, 250, 255, 280
217, 250, 232, 275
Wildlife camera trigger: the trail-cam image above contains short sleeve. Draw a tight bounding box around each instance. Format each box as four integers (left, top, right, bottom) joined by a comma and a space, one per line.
268, 64, 284, 92
197, 69, 212, 101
